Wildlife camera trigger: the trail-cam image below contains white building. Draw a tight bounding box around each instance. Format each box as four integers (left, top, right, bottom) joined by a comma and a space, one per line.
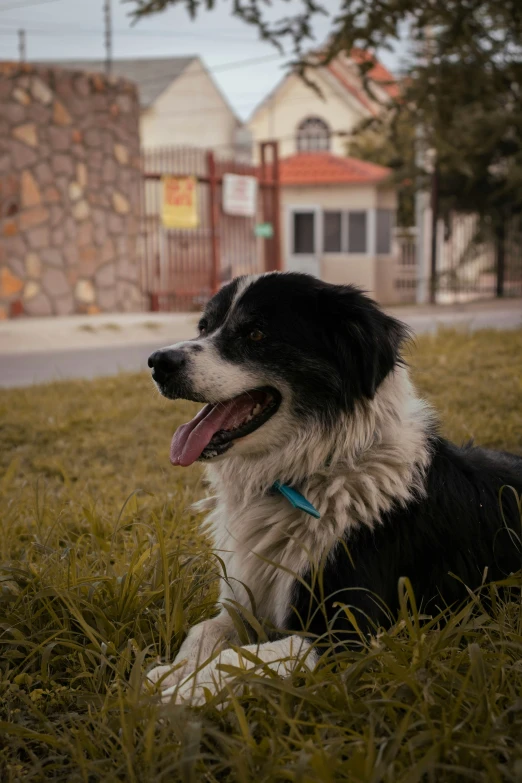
248, 50, 398, 161
42, 56, 247, 155
278, 151, 406, 303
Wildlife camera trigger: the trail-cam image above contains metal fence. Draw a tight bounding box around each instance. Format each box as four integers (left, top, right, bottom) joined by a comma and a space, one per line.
393, 228, 418, 302
142, 143, 281, 312
395, 212, 522, 304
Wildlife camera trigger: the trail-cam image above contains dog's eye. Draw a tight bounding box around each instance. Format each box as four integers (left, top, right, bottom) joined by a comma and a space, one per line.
249, 329, 265, 342
198, 319, 208, 336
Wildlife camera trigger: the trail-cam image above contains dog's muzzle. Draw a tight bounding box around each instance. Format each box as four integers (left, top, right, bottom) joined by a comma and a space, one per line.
147, 348, 196, 401
148, 346, 282, 467
148, 349, 185, 383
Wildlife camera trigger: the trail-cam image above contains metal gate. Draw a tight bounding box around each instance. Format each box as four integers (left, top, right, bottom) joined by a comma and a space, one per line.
142, 142, 281, 312
426, 212, 522, 303
398, 208, 522, 304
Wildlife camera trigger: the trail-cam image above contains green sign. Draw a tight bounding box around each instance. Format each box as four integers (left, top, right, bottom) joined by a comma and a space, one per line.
254, 222, 274, 239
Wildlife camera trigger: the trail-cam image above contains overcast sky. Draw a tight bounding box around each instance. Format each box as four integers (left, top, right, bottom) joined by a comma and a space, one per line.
0, 0, 408, 119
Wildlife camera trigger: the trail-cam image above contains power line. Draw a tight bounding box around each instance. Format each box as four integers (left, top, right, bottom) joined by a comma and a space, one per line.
0, 19, 254, 40
8, 51, 285, 85
0, 46, 286, 84
0, 0, 59, 11
136, 53, 286, 88
4, 51, 286, 83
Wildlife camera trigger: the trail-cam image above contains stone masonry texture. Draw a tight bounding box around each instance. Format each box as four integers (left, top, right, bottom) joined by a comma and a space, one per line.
0, 62, 143, 318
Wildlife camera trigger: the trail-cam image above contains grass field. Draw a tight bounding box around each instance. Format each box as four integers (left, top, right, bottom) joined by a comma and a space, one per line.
1, 329, 521, 782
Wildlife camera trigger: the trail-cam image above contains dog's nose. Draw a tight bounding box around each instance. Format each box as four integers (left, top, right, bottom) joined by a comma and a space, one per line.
148, 349, 186, 377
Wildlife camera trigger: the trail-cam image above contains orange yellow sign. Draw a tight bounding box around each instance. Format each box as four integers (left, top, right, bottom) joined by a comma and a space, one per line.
161, 176, 198, 229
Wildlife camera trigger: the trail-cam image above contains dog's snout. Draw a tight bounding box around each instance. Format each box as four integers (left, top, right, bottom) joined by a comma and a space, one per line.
148, 349, 186, 377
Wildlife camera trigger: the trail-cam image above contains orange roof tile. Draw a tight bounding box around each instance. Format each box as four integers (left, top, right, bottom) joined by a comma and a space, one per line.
327, 62, 377, 116
327, 50, 400, 111
350, 49, 400, 100
279, 152, 391, 186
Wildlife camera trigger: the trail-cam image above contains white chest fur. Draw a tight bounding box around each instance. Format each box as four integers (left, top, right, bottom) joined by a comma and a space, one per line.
207, 492, 318, 628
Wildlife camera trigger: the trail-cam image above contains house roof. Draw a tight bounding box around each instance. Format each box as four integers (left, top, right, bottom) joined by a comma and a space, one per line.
279, 152, 391, 186
249, 50, 398, 123
326, 51, 399, 118
326, 62, 377, 116
35, 56, 197, 108
350, 49, 400, 100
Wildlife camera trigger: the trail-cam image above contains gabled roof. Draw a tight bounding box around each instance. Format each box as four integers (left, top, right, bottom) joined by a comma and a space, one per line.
280, 152, 391, 186
349, 49, 400, 100
326, 51, 399, 118
35, 56, 197, 108
326, 62, 377, 116
249, 50, 397, 122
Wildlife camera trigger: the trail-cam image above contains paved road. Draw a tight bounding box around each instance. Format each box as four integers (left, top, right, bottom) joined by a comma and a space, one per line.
403, 307, 522, 334
1, 305, 520, 389
1, 342, 162, 388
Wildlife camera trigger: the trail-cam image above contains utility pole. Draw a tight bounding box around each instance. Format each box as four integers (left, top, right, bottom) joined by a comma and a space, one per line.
104, 0, 112, 75
429, 161, 439, 304
423, 25, 440, 304
495, 219, 506, 298
415, 25, 435, 304
414, 125, 427, 304
18, 29, 26, 62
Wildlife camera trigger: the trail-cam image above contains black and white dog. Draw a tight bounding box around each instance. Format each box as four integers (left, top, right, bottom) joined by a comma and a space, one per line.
147, 272, 522, 704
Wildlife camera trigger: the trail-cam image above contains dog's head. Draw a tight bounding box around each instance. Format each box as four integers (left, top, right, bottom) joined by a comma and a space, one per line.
148, 273, 408, 467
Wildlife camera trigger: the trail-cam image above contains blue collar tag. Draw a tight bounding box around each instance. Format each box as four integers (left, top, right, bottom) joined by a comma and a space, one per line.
272, 481, 321, 519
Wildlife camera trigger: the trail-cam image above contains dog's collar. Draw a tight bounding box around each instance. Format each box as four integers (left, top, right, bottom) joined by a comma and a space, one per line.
272, 481, 321, 519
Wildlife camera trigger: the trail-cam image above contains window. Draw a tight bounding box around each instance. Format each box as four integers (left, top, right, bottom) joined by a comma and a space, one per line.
296, 117, 331, 152
291, 208, 386, 257
320, 210, 369, 254
348, 211, 367, 253
293, 212, 315, 254
395, 278, 416, 290
376, 209, 393, 254
323, 212, 342, 252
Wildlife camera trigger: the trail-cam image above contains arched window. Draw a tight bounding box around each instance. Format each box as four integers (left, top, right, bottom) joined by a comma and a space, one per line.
296, 116, 331, 152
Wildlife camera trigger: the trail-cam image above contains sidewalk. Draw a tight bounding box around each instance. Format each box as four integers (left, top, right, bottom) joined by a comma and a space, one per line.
0, 311, 200, 355
1, 299, 520, 388
389, 297, 522, 335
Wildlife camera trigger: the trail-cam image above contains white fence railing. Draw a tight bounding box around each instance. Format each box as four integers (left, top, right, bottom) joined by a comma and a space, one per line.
392, 215, 522, 303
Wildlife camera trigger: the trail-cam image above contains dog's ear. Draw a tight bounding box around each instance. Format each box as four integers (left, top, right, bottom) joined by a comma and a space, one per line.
362, 307, 409, 397
320, 285, 410, 406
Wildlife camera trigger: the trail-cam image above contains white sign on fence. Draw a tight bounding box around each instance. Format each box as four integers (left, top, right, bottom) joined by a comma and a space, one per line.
222, 173, 257, 217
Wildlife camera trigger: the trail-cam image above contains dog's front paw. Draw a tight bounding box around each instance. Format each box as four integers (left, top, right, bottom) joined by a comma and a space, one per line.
161, 649, 243, 706
145, 659, 189, 692
150, 636, 316, 706
145, 616, 236, 698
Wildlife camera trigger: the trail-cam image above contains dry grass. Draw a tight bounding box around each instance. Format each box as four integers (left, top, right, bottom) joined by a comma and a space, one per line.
0, 328, 521, 782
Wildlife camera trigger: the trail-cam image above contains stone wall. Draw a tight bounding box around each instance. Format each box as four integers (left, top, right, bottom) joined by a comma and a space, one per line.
0, 62, 142, 317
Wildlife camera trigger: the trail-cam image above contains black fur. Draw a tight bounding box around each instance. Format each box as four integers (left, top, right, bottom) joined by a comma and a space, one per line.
288, 437, 522, 649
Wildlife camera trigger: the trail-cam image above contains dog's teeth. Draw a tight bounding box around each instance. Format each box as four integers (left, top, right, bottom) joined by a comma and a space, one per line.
252, 404, 261, 416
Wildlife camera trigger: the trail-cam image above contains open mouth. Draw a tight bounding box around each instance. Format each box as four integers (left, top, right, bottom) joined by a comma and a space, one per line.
170, 387, 281, 467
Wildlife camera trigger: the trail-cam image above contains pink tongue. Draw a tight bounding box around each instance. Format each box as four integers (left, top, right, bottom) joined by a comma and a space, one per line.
170, 392, 264, 467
